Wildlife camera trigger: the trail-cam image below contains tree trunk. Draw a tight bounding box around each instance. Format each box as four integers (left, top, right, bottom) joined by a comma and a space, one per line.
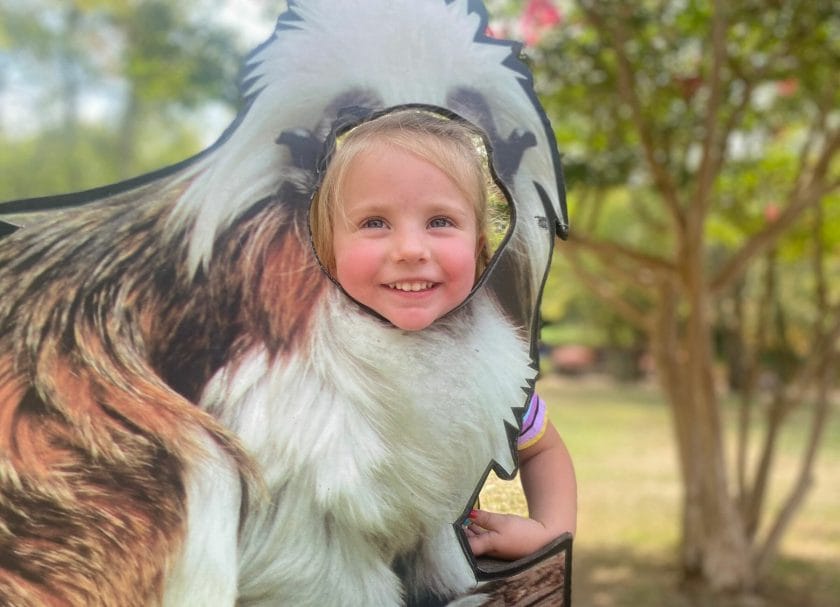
651, 265, 756, 592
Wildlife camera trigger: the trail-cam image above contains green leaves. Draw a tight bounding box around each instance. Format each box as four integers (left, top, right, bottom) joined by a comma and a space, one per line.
0, 0, 249, 200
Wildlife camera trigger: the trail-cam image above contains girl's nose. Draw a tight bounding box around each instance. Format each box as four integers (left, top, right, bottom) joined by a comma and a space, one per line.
392, 228, 429, 263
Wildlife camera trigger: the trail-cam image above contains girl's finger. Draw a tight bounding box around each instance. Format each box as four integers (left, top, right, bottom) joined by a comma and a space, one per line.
468, 508, 502, 531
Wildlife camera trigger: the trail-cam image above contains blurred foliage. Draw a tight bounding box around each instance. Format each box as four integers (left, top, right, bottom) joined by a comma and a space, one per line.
515, 0, 840, 365
0, 0, 249, 200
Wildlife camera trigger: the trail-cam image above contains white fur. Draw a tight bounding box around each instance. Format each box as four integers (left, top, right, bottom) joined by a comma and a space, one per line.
161, 434, 242, 606
177, 290, 534, 605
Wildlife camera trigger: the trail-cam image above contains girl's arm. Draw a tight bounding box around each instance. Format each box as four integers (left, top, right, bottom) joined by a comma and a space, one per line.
467, 420, 577, 560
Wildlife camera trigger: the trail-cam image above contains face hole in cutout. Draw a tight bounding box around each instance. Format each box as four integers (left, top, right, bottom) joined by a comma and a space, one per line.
309, 108, 513, 328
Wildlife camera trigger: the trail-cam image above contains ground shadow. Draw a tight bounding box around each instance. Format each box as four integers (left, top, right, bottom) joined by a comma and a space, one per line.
571, 547, 839, 607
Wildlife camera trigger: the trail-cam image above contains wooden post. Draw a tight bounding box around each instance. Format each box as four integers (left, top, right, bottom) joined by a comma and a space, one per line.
460, 534, 573, 606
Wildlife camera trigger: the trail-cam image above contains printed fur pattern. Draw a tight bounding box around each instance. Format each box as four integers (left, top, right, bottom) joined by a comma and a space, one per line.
0, 1, 565, 605
0, 179, 323, 605
197, 292, 531, 605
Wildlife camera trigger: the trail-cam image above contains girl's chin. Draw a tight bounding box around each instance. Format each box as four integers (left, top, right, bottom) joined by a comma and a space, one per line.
385, 305, 464, 332
388, 316, 435, 332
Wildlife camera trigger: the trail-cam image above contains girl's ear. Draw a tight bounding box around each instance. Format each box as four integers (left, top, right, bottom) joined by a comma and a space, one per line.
475, 233, 488, 281
476, 234, 486, 258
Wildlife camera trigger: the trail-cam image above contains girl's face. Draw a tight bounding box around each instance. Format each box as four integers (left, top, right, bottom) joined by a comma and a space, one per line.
332, 142, 482, 331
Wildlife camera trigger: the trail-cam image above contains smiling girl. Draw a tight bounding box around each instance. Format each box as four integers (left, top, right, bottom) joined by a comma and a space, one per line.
310, 109, 577, 561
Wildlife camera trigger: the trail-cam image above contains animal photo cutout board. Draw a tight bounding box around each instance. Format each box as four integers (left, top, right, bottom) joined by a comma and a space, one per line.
0, 1, 571, 605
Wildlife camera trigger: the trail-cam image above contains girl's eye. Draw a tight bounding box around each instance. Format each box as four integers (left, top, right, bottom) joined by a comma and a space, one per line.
361, 218, 386, 229
429, 217, 454, 229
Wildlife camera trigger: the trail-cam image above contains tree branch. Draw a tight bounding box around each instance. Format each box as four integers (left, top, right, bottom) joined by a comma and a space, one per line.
755, 353, 836, 577
745, 299, 840, 538
578, 1, 686, 237
710, 125, 840, 293
782, 301, 840, 416
710, 76, 754, 198
689, 0, 728, 230
734, 260, 770, 526
756, 204, 839, 572
569, 232, 679, 280
563, 244, 654, 332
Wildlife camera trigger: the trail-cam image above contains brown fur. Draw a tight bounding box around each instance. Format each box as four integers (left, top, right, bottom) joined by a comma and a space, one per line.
0, 176, 326, 604
0, 355, 187, 606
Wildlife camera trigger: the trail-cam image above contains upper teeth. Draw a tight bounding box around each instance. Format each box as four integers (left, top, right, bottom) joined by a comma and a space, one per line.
389, 282, 433, 292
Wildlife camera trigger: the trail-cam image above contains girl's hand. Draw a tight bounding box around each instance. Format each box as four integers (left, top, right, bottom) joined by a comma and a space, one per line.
467, 418, 577, 561
465, 509, 555, 560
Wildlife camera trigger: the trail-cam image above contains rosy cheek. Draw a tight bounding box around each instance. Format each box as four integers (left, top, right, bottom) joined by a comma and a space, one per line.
445, 243, 478, 287
335, 243, 380, 289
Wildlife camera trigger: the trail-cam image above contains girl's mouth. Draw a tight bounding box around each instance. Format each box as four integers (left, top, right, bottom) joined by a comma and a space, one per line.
386, 281, 436, 292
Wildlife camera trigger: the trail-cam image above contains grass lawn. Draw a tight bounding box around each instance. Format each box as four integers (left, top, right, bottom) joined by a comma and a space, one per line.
479, 375, 840, 607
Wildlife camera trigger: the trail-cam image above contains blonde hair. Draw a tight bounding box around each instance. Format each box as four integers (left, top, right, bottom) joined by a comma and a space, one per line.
310, 109, 492, 278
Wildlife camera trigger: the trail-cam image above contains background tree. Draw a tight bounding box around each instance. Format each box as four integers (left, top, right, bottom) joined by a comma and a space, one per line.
518, 0, 839, 594
0, 0, 247, 201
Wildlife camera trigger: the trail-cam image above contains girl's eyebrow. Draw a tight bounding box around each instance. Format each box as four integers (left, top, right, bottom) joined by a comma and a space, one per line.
428, 201, 475, 219
340, 199, 388, 215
